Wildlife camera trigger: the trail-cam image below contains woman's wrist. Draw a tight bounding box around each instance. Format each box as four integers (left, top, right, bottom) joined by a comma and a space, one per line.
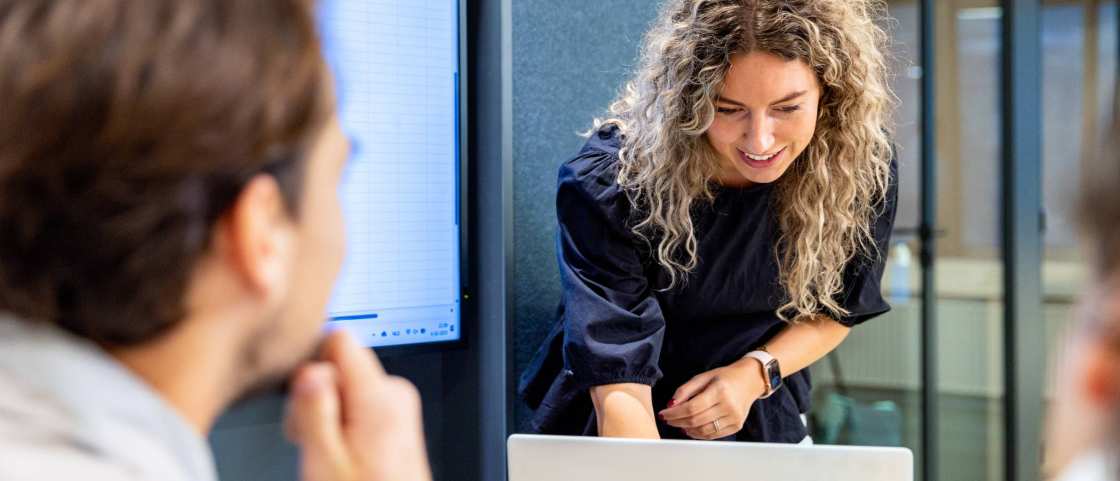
729, 357, 769, 399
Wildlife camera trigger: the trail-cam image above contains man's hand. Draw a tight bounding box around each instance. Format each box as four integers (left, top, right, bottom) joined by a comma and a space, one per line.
657, 358, 767, 440
285, 330, 432, 481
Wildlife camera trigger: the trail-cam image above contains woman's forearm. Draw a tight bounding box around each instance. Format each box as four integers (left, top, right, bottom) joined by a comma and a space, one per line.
590, 318, 846, 439
749, 315, 851, 378
589, 383, 661, 439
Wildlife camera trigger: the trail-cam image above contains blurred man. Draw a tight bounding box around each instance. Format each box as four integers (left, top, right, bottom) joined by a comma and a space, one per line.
0, 1, 430, 480
1046, 98, 1120, 480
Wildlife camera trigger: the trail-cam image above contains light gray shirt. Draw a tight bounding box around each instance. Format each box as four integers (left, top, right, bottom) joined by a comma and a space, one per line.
0, 315, 218, 481
1056, 449, 1118, 481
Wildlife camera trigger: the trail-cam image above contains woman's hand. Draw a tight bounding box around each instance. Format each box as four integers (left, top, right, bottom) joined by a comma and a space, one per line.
657, 358, 768, 440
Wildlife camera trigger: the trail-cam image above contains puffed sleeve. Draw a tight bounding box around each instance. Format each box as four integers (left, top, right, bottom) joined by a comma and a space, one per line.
835, 156, 899, 327
556, 140, 665, 389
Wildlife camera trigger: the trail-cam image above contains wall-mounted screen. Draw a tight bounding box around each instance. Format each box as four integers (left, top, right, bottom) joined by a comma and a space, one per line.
319, 0, 462, 348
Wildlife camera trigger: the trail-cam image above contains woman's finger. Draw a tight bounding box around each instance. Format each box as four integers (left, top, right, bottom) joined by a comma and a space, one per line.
664, 401, 725, 429
683, 415, 730, 440
660, 384, 719, 422
669, 371, 715, 406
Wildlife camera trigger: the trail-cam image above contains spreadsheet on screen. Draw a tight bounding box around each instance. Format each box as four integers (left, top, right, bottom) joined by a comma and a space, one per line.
318, 0, 462, 348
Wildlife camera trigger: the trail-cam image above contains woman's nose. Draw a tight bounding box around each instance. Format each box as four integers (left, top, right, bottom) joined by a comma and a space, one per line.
742, 116, 776, 154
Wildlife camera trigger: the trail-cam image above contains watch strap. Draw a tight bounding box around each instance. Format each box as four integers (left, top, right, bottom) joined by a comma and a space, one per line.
744, 350, 781, 398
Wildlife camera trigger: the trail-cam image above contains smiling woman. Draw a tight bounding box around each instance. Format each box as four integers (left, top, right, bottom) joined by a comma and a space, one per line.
518, 0, 898, 446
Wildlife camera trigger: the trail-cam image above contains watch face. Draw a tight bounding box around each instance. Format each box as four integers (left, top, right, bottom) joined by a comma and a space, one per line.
766, 360, 783, 390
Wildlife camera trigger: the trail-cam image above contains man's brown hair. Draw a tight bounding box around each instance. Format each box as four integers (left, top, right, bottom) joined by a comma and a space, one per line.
0, 0, 330, 345
1080, 93, 1120, 281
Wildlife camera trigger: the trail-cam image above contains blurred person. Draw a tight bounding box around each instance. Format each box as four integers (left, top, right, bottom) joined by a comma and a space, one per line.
1046, 99, 1120, 480
0, 1, 430, 480
519, 0, 898, 444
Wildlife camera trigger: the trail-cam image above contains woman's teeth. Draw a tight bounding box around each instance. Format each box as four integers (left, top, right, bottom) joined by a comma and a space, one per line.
743, 150, 777, 161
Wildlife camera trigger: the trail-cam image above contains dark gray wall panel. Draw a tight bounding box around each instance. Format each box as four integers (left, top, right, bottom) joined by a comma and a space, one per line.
511, 0, 661, 429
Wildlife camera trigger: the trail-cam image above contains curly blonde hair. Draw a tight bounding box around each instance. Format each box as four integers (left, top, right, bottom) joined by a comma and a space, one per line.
599, 0, 894, 321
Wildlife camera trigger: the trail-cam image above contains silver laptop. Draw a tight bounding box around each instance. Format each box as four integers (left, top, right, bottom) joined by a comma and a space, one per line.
508, 434, 912, 481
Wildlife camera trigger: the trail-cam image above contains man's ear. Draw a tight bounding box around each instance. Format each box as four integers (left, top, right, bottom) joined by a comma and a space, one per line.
1081, 341, 1120, 410
217, 174, 297, 299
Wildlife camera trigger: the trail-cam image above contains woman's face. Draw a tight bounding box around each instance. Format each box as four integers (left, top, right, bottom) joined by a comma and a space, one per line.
705, 51, 821, 187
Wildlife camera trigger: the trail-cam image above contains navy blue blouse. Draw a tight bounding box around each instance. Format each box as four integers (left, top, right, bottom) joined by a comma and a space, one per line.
518, 126, 898, 443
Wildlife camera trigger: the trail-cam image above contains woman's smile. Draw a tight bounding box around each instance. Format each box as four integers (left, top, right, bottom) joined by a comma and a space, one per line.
738, 146, 786, 169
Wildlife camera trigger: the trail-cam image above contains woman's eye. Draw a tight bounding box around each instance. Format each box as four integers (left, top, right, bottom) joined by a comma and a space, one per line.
716, 107, 741, 114
776, 105, 801, 114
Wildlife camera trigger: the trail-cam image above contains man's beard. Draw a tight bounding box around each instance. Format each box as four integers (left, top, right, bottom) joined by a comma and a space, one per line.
226, 313, 324, 408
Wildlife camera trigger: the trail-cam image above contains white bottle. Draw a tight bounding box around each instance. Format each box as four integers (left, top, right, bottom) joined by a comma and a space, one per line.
888, 242, 913, 304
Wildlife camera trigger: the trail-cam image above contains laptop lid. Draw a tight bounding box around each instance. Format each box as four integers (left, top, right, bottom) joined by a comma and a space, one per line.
508, 434, 912, 481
